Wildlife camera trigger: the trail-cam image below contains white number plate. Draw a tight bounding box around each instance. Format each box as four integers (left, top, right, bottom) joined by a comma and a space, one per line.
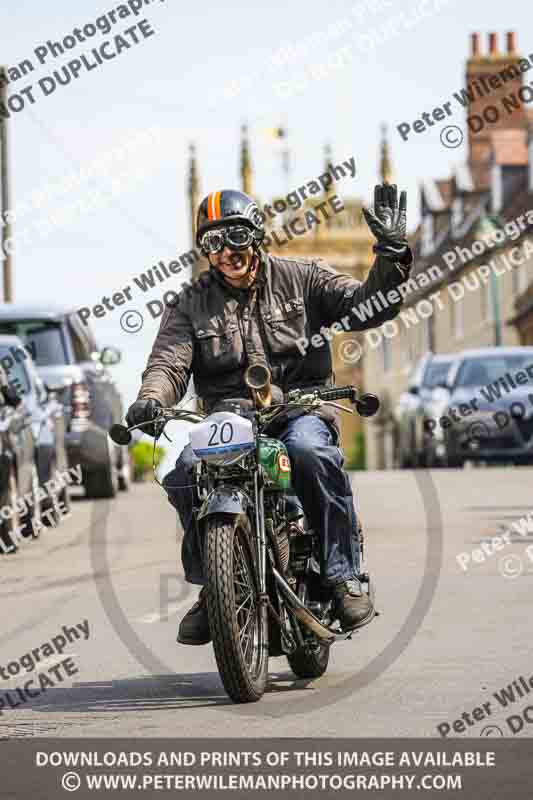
190, 412, 255, 458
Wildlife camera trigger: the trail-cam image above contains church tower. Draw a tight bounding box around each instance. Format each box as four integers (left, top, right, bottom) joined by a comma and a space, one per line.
240, 124, 253, 196
379, 124, 392, 185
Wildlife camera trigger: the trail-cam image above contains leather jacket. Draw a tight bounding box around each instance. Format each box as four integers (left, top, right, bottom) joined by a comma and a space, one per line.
137, 249, 412, 436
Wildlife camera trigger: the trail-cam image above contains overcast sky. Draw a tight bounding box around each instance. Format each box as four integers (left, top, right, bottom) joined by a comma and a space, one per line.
1, 0, 529, 466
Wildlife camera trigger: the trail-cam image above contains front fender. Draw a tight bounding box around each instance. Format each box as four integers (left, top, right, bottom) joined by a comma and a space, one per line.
197, 485, 252, 521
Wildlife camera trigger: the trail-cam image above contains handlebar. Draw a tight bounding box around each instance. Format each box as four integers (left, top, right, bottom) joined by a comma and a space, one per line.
314, 386, 358, 403
108, 385, 380, 446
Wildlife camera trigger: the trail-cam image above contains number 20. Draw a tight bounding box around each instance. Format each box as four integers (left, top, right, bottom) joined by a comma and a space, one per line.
208, 421, 234, 446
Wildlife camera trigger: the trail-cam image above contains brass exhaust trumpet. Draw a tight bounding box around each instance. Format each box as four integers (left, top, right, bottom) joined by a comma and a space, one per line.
244, 363, 273, 409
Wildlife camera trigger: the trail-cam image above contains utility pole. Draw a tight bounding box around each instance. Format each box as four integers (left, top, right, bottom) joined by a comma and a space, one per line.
0, 67, 13, 302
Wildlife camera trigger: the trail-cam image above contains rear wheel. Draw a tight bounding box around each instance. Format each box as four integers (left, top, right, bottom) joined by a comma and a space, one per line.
205, 514, 268, 703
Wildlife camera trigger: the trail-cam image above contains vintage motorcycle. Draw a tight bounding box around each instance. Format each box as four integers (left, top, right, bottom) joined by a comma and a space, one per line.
110, 366, 380, 704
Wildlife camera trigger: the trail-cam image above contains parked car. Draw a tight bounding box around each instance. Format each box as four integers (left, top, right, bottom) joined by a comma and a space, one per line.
431, 347, 533, 467
0, 306, 128, 499
394, 352, 454, 468
0, 335, 70, 524
0, 345, 43, 553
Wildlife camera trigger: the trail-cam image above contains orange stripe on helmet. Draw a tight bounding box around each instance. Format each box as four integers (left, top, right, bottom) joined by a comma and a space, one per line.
207, 191, 221, 221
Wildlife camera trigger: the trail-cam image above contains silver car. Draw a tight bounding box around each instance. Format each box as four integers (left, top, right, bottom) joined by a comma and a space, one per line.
394, 353, 454, 468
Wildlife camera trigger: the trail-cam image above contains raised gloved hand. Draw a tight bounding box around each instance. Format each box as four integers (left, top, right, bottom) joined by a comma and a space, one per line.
126, 398, 162, 437
362, 183, 412, 265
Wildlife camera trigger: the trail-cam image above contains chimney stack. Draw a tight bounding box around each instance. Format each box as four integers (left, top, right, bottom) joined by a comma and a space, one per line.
466, 31, 524, 178
488, 32, 498, 56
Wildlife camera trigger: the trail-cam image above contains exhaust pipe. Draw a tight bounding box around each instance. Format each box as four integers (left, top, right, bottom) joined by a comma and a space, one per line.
272, 568, 336, 643
245, 363, 273, 409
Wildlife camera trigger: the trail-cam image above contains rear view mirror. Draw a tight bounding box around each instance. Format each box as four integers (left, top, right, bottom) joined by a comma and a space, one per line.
100, 346, 121, 366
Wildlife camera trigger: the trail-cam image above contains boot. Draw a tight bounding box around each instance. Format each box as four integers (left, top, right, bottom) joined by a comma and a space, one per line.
177, 587, 211, 645
333, 579, 374, 631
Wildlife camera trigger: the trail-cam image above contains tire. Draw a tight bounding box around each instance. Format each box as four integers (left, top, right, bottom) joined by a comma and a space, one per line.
23, 464, 43, 538
40, 460, 62, 528
445, 452, 464, 469
118, 450, 131, 492
85, 441, 119, 500
0, 466, 21, 554
60, 482, 72, 515
205, 514, 269, 703
287, 640, 330, 679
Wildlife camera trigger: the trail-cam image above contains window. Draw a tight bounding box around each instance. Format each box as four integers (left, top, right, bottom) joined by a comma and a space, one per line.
456, 355, 533, 387
421, 214, 434, 257
423, 360, 452, 389
67, 321, 92, 363
0, 320, 67, 366
481, 279, 492, 322
381, 336, 391, 373
451, 196, 463, 235
450, 296, 464, 339
512, 259, 528, 297
421, 316, 432, 352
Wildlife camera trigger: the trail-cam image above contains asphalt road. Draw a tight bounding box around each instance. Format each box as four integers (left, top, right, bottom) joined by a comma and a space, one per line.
1, 466, 532, 739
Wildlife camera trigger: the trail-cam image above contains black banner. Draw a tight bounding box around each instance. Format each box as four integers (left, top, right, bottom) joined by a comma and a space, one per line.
1, 738, 532, 798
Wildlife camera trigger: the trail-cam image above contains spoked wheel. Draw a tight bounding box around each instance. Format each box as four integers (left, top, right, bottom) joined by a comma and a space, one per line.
205, 514, 268, 703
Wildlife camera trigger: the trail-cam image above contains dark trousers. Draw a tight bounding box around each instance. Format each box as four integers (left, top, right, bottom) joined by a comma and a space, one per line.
163, 414, 361, 586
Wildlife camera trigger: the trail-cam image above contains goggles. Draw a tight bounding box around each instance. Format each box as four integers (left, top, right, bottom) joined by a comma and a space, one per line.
199, 224, 255, 254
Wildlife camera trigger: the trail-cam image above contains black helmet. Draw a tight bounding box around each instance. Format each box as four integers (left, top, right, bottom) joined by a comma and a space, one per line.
195, 189, 265, 249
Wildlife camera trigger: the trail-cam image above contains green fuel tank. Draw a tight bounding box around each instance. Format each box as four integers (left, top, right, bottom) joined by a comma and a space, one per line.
258, 436, 292, 491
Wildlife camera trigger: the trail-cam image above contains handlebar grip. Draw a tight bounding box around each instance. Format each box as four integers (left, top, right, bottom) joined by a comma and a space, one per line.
317, 386, 357, 403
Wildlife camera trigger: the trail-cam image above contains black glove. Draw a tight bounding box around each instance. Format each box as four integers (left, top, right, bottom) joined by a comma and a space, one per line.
126, 398, 162, 437
362, 183, 412, 265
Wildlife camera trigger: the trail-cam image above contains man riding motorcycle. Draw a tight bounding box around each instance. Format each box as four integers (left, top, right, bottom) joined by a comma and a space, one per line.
127, 183, 412, 645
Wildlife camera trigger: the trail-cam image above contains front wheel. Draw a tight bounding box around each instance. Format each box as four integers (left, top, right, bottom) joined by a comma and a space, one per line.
205, 513, 268, 703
